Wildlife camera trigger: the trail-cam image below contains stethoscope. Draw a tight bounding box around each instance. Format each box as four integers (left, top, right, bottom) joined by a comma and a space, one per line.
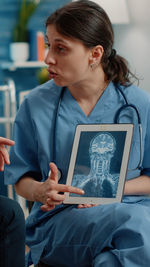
52, 84, 143, 180
114, 85, 143, 171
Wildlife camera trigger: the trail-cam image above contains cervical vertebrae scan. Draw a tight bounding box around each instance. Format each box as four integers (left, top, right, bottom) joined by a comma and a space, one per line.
72, 133, 119, 198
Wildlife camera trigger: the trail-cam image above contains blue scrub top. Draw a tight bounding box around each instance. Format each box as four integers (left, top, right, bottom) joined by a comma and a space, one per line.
5, 80, 150, 183
4, 80, 150, 265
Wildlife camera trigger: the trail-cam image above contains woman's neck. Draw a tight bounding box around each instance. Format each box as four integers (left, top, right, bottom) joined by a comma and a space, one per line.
68, 68, 109, 117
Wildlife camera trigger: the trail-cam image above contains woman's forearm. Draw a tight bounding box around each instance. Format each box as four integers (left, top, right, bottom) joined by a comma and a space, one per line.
124, 175, 150, 195
15, 177, 42, 202
15, 174, 150, 204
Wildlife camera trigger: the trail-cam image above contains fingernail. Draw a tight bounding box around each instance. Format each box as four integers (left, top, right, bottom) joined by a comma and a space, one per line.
81, 190, 85, 194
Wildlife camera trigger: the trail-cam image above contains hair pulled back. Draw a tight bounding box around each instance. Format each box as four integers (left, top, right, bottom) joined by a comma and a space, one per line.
46, 0, 137, 86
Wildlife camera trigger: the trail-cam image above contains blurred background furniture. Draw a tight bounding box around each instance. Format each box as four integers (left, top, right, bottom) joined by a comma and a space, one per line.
0, 78, 29, 217
0, 78, 17, 198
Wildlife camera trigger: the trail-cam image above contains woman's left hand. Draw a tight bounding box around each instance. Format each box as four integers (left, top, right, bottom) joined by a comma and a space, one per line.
0, 137, 15, 171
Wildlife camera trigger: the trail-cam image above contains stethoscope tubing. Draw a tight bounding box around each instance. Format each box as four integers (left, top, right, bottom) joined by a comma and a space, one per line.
114, 85, 142, 170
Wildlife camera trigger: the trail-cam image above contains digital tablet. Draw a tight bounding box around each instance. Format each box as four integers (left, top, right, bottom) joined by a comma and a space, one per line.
64, 124, 133, 205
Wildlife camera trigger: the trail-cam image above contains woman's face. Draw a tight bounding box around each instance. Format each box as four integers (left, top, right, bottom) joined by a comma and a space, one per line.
45, 25, 92, 87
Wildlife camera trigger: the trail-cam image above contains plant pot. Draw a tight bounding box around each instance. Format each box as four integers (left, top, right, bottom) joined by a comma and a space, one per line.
10, 42, 29, 62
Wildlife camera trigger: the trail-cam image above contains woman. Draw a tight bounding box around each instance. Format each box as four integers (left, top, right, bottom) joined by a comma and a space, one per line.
5, 1, 150, 266
0, 137, 25, 267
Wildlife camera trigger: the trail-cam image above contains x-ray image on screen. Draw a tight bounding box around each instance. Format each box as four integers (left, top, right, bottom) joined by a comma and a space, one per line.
71, 131, 126, 198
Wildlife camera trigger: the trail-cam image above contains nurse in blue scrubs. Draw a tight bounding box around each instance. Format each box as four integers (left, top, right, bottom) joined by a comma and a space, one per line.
4, 1, 150, 266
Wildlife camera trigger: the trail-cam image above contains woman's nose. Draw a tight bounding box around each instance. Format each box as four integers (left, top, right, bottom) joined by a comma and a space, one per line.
44, 49, 56, 65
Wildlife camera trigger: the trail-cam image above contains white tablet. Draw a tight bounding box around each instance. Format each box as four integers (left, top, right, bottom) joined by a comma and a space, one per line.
64, 124, 133, 205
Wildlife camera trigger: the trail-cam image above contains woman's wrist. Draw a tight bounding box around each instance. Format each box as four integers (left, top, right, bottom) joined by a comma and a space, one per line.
123, 180, 131, 195
124, 175, 150, 195
33, 181, 44, 202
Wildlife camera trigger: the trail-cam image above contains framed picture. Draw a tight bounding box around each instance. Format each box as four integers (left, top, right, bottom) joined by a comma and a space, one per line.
64, 124, 133, 205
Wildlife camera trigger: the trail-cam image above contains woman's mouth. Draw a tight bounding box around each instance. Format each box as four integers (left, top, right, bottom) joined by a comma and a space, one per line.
48, 70, 58, 79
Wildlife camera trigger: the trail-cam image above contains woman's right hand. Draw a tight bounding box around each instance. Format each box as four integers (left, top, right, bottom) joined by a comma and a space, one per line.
40, 162, 84, 212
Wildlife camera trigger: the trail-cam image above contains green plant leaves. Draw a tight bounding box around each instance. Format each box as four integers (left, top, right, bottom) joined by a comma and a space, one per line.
12, 0, 41, 42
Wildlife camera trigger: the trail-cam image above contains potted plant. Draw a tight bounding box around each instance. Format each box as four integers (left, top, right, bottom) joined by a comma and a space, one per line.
10, 0, 41, 62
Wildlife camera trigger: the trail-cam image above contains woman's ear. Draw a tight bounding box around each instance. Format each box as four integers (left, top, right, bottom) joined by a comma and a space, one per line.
89, 45, 104, 67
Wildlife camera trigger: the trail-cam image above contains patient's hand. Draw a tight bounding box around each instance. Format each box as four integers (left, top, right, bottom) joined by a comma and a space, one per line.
0, 137, 14, 171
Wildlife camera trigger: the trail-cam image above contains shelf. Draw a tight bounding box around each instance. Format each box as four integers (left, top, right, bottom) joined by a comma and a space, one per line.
1, 61, 47, 71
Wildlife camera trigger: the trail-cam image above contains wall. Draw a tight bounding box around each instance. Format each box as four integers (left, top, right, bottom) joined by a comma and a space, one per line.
0, 0, 71, 115
114, 0, 150, 92
0, 0, 70, 88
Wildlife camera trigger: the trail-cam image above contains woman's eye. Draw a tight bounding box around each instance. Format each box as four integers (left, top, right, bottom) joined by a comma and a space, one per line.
45, 43, 50, 48
45, 42, 50, 48
44, 43, 66, 53
57, 46, 66, 53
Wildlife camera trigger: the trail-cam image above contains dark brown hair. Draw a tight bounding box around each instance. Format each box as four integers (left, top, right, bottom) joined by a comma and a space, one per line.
46, 0, 138, 86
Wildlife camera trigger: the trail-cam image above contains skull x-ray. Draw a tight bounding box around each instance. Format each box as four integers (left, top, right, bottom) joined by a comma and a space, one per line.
71, 131, 126, 198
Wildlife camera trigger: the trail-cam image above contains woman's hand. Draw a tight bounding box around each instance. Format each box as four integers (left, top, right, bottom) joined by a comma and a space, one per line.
0, 137, 15, 171
40, 162, 85, 212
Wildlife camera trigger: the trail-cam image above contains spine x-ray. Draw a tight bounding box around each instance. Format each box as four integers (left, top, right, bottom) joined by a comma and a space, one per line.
71, 131, 126, 198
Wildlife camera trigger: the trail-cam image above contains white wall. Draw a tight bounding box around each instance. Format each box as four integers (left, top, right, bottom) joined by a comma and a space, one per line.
113, 0, 150, 92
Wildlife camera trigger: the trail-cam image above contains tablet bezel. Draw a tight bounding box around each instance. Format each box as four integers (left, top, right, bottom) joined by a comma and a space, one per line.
64, 124, 133, 205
